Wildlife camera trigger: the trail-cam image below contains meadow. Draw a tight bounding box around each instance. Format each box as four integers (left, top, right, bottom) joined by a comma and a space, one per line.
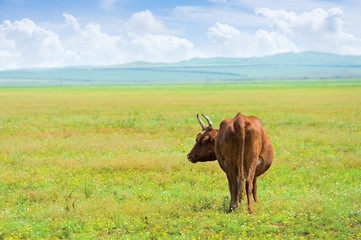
0, 80, 360, 239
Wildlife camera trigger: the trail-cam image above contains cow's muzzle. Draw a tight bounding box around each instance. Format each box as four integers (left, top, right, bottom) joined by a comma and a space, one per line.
187, 153, 197, 163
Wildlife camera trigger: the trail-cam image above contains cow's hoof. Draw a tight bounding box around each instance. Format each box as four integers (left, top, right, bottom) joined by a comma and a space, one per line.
228, 203, 237, 213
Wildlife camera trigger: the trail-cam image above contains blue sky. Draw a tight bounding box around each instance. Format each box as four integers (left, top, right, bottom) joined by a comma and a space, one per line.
1, 0, 361, 70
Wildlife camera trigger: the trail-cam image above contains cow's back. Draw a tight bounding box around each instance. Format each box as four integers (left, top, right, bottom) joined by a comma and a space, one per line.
215, 113, 273, 177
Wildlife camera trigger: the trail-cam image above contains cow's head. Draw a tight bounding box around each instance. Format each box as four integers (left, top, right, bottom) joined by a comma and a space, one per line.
187, 114, 218, 163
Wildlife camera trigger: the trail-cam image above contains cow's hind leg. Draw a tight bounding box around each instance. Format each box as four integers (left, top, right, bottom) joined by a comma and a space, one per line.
226, 173, 239, 212
245, 164, 256, 214
252, 177, 259, 204
246, 177, 254, 213
237, 176, 244, 203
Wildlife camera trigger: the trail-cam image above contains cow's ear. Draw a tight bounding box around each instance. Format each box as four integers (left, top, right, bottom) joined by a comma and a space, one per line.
195, 133, 201, 141
201, 135, 210, 143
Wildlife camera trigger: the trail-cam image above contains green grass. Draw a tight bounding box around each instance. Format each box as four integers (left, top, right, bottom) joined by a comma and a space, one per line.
0, 80, 360, 239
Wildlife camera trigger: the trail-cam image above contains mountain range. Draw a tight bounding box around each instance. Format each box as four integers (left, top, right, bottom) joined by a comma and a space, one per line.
1, 52, 361, 85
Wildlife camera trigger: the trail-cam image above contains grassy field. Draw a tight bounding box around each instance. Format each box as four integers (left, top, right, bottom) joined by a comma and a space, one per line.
0, 80, 360, 239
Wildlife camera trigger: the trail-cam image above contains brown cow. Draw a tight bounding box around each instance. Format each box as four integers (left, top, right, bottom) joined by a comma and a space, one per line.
187, 113, 273, 213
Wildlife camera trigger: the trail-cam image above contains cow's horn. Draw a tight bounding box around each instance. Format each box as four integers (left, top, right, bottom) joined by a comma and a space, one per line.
197, 114, 206, 130
202, 114, 213, 130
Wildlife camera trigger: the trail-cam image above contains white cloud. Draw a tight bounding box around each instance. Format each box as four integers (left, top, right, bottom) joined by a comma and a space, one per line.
207, 8, 361, 57
63, 13, 80, 31
256, 7, 361, 55
122, 11, 199, 62
207, 22, 298, 57
0, 12, 200, 70
63, 11, 198, 64
128, 34, 197, 62
256, 8, 344, 37
124, 10, 167, 35
0, 50, 20, 70
0, 18, 73, 69
208, 22, 241, 45
63, 22, 126, 66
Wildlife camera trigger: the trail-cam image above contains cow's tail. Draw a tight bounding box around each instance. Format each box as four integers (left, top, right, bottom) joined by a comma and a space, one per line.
233, 113, 246, 198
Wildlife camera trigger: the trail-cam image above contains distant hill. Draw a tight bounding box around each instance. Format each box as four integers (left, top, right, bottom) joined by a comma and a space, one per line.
1, 52, 361, 85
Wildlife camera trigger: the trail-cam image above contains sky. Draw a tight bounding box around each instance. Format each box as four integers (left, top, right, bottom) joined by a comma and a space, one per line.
1, 0, 361, 70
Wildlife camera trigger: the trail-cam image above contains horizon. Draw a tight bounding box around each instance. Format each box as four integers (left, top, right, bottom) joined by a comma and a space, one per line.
1, 52, 361, 86
1, 51, 361, 72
